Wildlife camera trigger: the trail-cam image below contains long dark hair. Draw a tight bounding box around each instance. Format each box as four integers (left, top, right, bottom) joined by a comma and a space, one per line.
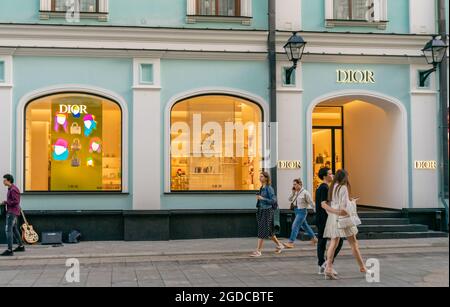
328, 169, 351, 202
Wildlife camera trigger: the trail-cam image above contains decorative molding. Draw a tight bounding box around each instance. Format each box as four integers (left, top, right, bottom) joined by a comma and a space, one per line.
133, 58, 161, 88
325, 20, 388, 30
186, 15, 252, 26
0, 55, 13, 85
0, 24, 267, 53
15, 84, 129, 193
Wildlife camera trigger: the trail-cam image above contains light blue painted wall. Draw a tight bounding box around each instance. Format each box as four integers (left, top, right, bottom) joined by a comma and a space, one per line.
302, 0, 410, 34
0, 0, 268, 30
301, 62, 413, 206
160, 59, 269, 209
12, 56, 134, 210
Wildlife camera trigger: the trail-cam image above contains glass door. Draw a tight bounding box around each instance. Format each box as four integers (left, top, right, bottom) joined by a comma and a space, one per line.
312, 106, 344, 192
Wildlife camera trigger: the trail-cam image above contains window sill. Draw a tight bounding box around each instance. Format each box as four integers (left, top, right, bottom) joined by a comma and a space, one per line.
325, 19, 388, 30
39, 11, 109, 22
22, 191, 128, 196
186, 15, 252, 26
165, 191, 259, 195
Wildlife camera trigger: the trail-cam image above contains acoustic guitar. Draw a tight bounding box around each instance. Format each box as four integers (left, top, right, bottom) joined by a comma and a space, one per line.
20, 210, 39, 245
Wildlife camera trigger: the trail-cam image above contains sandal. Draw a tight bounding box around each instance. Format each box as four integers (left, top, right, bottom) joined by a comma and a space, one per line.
275, 245, 284, 254
250, 251, 262, 258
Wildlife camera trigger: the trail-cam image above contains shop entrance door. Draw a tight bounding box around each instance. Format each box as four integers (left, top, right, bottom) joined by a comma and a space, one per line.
312, 107, 344, 192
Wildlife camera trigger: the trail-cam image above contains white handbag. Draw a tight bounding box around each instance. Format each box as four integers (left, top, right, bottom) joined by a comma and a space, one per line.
337, 200, 361, 229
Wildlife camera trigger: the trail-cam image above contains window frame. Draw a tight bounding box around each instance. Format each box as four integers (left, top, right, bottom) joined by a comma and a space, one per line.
51, 0, 99, 13
23, 91, 124, 194
40, 0, 109, 21
168, 93, 265, 194
325, 0, 388, 29
195, 0, 242, 17
187, 0, 253, 25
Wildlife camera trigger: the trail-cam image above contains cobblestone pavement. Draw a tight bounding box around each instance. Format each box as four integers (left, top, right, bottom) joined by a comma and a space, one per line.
0, 238, 448, 287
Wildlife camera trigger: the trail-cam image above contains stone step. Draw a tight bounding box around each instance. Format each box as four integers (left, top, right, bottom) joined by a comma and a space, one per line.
358, 211, 403, 219
358, 224, 429, 233
360, 218, 411, 225
357, 231, 449, 240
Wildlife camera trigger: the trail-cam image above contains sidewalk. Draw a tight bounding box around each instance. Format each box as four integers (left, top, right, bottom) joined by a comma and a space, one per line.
0, 237, 448, 261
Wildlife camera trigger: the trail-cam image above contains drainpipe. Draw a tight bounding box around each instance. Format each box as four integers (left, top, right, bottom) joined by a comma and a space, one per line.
438, 0, 449, 232
268, 0, 277, 192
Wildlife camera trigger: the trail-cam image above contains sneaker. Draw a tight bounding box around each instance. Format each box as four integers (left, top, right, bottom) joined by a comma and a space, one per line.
13, 246, 25, 253
318, 264, 326, 275
1, 250, 14, 257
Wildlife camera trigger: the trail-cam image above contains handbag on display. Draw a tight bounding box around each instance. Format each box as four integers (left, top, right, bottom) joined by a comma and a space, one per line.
71, 153, 81, 167
70, 122, 82, 135
71, 138, 82, 151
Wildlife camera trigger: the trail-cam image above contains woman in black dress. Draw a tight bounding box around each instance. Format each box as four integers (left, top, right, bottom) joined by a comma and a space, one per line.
250, 172, 284, 257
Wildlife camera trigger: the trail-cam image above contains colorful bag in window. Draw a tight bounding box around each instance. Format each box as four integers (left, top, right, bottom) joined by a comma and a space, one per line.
71, 138, 82, 151
71, 153, 81, 167
70, 122, 82, 135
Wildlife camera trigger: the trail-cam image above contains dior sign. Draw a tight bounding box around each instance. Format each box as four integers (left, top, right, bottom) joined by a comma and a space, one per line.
337, 70, 375, 84
277, 160, 302, 170
414, 160, 437, 170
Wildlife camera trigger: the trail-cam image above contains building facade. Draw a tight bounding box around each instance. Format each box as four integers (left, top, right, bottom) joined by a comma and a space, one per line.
0, 0, 448, 241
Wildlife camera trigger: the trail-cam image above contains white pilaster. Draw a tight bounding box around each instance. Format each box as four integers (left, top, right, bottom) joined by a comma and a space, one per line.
276, 0, 301, 31
132, 58, 161, 210
409, 0, 436, 34
410, 64, 439, 208
276, 61, 304, 209
0, 55, 13, 200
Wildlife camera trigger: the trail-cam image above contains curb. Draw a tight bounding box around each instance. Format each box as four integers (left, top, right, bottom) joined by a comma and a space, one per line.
2, 242, 448, 261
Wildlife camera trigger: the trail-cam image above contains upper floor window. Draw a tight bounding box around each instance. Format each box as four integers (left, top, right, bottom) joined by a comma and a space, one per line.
334, 0, 373, 21
40, 0, 109, 21
53, 0, 98, 13
187, 0, 253, 25
325, 0, 388, 29
197, 0, 241, 17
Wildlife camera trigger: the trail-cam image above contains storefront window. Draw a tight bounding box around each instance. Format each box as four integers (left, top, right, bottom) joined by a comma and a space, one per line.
170, 95, 262, 192
25, 93, 122, 192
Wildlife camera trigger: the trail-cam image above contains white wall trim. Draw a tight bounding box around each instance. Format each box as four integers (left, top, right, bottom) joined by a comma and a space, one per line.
163, 88, 270, 193
16, 84, 129, 193
305, 90, 409, 209
133, 58, 161, 89
0, 55, 13, 85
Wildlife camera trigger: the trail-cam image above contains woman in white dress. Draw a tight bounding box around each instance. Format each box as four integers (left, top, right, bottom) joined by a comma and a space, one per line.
321, 169, 368, 280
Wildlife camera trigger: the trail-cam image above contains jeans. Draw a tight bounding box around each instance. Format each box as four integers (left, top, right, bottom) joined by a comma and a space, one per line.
289, 208, 316, 242
5, 214, 23, 251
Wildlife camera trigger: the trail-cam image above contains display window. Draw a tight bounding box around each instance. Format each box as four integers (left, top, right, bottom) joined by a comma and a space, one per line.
25, 93, 122, 192
170, 95, 263, 192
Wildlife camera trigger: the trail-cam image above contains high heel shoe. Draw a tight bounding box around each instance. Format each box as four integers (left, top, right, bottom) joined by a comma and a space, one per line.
324, 271, 339, 280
